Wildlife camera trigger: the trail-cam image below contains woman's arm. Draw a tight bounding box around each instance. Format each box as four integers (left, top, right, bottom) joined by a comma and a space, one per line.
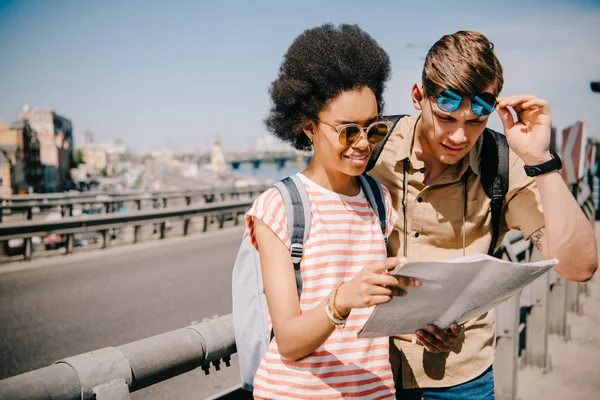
255, 218, 420, 361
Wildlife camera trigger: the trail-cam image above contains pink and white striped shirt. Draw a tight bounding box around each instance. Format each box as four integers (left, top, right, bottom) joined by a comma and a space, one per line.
246, 173, 398, 399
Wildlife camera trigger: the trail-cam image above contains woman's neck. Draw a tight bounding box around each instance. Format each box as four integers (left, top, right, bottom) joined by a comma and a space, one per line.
302, 163, 360, 196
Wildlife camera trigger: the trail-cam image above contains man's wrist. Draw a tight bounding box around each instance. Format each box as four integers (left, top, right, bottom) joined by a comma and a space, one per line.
522, 151, 553, 166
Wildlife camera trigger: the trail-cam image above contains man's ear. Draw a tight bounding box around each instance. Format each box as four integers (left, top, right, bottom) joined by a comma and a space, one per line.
303, 121, 315, 143
412, 83, 424, 111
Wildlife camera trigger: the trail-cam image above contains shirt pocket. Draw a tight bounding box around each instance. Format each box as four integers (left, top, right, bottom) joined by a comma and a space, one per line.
432, 197, 484, 248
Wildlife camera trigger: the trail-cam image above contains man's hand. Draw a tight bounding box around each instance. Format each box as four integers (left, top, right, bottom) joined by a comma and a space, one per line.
416, 323, 462, 353
497, 95, 553, 165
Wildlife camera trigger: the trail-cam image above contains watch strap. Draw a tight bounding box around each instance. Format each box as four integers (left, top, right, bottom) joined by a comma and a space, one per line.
524, 149, 562, 177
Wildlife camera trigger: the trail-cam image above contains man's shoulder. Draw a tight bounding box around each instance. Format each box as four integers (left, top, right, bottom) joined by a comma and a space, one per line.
374, 114, 416, 164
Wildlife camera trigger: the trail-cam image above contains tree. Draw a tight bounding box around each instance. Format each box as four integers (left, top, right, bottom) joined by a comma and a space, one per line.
75, 149, 85, 165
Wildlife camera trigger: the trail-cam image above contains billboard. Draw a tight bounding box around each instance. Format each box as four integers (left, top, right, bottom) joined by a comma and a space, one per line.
560, 121, 586, 184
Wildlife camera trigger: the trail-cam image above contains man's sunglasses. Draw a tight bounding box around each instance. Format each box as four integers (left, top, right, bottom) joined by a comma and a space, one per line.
425, 85, 497, 116
318, 119, 392, 147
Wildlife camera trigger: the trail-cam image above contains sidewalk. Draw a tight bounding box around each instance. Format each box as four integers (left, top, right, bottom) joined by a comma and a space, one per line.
517, 222, 600, 399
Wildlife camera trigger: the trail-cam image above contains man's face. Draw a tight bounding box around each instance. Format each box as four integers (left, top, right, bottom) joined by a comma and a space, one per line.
414, 84, 494, 166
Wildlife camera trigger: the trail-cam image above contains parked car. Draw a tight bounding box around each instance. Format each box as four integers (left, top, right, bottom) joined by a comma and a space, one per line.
42, 212, 66, 250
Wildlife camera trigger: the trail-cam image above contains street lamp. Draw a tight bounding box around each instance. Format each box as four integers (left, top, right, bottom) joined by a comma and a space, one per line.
591, 81, 600, 93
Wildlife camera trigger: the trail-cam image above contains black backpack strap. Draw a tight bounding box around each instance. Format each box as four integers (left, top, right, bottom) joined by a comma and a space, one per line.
480, 128, 509, 256
365, 114, 408, 172
358, 174, 388, 245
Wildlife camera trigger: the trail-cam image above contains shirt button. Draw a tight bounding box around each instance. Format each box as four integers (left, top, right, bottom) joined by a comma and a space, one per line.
414, 232, 420, 238
417, 197, 423, 203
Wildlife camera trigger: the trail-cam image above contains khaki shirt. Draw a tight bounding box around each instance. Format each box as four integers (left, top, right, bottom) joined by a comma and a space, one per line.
369, 114, 546, 388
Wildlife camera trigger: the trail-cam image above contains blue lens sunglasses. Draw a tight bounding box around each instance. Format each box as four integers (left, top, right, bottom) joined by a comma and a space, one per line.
425, 85, 498, 116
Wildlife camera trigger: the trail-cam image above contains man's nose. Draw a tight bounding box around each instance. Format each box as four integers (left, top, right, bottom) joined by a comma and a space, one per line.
448, 127, 468, 145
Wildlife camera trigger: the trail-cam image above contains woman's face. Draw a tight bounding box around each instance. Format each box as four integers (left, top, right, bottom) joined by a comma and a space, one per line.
307, 86, 379, 177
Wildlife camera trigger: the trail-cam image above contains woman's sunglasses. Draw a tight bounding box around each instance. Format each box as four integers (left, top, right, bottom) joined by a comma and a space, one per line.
318, 119, 392, 147
425, 86, 497, 116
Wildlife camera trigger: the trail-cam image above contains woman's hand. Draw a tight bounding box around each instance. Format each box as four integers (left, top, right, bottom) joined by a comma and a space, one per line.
335, 256, 422, 315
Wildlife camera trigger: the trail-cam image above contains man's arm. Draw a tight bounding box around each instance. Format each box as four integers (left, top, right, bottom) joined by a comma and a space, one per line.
498, 95, 597, 282
530, 171, 597, 281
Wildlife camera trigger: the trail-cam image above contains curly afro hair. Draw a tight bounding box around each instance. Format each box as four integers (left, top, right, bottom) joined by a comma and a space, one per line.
265, 23, 391, 151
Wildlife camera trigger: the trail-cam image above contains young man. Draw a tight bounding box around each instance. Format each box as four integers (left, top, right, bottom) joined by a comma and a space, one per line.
369, 30, 598, 399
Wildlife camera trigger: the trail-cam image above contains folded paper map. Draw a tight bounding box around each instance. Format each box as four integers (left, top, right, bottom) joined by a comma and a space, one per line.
357, 253, 558, 338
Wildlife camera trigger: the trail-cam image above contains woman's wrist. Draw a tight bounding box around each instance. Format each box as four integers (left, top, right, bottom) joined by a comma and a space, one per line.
333, 282, 351, 317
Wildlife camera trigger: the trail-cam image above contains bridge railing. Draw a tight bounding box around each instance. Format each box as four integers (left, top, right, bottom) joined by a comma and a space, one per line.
0, 185, 268, 222
0, 315, 236, 400
0, 180, 594, 400
0, 200, 253, 261
493, 179, 595, 400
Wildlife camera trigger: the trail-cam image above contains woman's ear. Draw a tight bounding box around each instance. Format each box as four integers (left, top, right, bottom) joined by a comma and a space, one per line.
412, 82, 425, 111
303, 121, 315, 143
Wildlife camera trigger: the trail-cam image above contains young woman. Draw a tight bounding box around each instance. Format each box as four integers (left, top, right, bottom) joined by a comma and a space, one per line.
246, 24, 421, 399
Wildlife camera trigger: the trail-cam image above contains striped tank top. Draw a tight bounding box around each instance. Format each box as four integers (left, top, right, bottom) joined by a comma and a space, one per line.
246, 173, 398, 399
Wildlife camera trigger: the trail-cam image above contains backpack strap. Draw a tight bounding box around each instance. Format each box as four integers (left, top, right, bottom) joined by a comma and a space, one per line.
365, 114, 408, 172
273, 175, 310, 298
358, 174, 388, 245
480, 128, 509, 256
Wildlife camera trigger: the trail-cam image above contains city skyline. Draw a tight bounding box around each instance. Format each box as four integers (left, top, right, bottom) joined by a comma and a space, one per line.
1, 0, 599, 152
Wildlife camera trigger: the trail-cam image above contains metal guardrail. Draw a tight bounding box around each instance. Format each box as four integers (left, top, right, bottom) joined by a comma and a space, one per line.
0, 200, 252, 260
0, 185, 268, 204
0, 315, 236, 400
492, 179, 595, 400
0, 185, 268, 222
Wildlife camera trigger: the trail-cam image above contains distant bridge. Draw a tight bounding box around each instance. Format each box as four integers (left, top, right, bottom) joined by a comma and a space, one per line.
173, 149, 312, 170
225, 149, 311, 170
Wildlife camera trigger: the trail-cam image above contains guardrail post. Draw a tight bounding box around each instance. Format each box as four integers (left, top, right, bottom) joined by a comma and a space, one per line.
133, 226, 141, 243
24, 237, 32, 261
548, 270, 569, 339
65, 234, 74, 255
494, 292, 521, 400
522, 270, 551, 371
101, 230, 109, 249
566, 280, 582, 315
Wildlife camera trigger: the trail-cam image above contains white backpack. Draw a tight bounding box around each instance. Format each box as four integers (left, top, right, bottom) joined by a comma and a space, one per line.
231, 174, 388, 391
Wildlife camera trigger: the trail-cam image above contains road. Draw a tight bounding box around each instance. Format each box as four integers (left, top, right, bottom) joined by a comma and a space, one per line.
0, 227, 246, 399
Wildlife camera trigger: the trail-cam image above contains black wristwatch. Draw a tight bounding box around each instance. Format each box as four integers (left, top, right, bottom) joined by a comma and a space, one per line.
524, 149, 562, 177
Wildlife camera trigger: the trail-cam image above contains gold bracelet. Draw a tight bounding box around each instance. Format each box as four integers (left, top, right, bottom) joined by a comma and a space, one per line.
325, 285, 348, 329
331, 282, 350, 320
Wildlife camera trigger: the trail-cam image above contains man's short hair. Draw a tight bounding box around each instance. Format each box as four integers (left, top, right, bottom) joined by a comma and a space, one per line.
422, 30, 503, 97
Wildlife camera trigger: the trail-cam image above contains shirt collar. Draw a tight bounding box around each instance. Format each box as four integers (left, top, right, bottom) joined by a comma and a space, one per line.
398, 113, 483, 177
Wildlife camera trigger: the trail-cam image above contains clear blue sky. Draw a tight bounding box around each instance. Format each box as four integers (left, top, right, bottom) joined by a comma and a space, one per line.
1, 0, 599, 152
